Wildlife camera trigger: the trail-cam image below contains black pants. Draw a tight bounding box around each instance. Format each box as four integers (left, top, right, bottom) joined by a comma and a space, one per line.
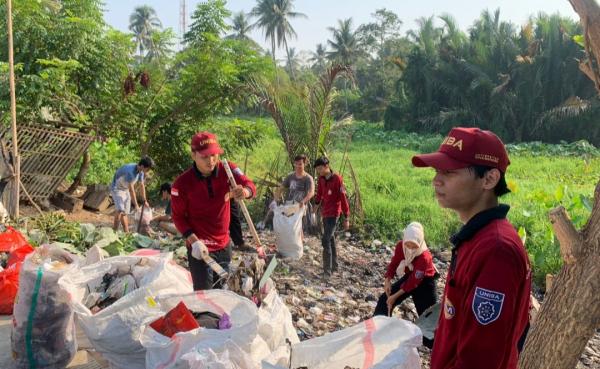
373, 275, 437, 317
229, 200, 244, 247
187, 244, 232, 290
322, 217, 338, 274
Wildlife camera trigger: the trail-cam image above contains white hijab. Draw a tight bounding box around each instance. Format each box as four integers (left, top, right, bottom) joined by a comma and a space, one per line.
396, 222, 428, 278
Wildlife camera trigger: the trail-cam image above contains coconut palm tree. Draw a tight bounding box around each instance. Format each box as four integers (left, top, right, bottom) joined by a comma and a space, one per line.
145, 29, 175, 64
227, 11, 253, 41
327, 18, 363, 111
285, 47, 301, 77
129, 5, 162, 59
309, 43, 328, 73
251, 0, 307, 78
327, 18, 363, 66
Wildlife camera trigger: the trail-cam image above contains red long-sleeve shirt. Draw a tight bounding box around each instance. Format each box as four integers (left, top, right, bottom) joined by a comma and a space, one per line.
171, 161, 255, 252
314, 172, 350, 218
385, 241, 437, 293
431, 216, 531, 369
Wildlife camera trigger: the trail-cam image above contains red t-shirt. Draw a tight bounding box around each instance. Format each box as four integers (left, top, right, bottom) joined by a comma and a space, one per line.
314, 173, 350, 218
431, 218, 531, 369
385, 241, 437, 292
171, 161, 255, 252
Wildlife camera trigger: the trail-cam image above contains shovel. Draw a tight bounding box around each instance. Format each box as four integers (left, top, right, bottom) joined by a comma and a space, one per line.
222, 160, 266, 258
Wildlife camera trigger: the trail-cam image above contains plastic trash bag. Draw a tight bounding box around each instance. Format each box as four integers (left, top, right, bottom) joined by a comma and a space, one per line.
181, 340, 259, 369
141, 289, 269, 369
273, 204, 303, 259
11, 245, 79, 369
0, 244, 35, 314
288, 316, 422, 369
60, 252, 193, 369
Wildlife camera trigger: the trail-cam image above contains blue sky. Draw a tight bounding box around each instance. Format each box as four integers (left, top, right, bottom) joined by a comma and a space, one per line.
102, 0, 578, 56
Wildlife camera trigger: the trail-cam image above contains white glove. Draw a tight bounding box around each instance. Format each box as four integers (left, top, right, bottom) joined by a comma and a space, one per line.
191, 240, 209, 260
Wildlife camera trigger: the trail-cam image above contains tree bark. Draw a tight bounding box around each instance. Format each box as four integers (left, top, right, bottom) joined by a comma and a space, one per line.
519, 3, 600, 367
569, 0, 600, 91
66, 149, 90, 195
519, 183, 600, 369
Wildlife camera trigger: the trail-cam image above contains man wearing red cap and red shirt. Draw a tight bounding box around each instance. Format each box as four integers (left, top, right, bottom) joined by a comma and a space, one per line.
171, 132, 256, 290
412, 127, 531, 369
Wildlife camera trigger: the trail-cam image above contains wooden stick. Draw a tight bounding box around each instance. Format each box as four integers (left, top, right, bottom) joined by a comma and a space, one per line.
19, 179, 43, 215
137, 203, 145, 233
222, 160, 265, 257
202, 254, 228, 281
6, 0, 19, 219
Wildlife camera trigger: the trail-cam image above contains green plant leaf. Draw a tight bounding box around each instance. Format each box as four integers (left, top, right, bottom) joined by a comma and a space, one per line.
572, 34, 585, 48
518, 226, 527, 246
554, 185, 565, 202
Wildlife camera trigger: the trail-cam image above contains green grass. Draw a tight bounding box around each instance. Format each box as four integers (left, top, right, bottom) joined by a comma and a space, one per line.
241, 120, 600, 284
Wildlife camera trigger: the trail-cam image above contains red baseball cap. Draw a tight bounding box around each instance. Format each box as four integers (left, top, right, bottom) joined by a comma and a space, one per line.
412, 127, 510, 172
191, 131, 224, 155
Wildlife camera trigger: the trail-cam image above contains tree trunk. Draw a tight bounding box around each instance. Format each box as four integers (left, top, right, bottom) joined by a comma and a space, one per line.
569, 0, 600, 91
520, 4, 600, 367
66, 149, 90, 194
284, 40, 296, 81
520, 185, 600, 369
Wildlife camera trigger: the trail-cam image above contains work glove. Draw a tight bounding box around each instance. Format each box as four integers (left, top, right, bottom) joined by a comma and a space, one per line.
191, 240, 209, 260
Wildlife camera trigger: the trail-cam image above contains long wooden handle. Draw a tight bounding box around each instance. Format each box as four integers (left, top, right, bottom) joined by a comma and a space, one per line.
137, 203, 145, 233
202, 253, 228, 279
222, 160, 263, 250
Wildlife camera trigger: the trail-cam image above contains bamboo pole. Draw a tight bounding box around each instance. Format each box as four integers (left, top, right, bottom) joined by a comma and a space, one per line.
6, 0, 20, 219
222, 160, 266, 258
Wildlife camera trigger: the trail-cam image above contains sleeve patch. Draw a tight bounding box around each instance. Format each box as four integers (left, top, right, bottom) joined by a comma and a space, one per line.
472, 287, 505, 325
233, 167, 244, 176
415, 270, 424, 279
171, 188, 179, 196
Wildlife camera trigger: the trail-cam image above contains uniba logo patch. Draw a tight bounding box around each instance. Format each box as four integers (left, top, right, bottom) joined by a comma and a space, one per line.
472, 287, 505, 325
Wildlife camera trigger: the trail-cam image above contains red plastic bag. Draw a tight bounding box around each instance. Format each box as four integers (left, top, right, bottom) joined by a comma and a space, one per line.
0, 243, 34, 315
150, 301, 199, 338
0, 262, 22, 314
6, 244, 35, 268
0, 226, 30, 253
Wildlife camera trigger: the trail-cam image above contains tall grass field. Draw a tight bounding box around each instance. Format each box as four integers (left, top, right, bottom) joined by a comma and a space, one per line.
239, 121, 600, 284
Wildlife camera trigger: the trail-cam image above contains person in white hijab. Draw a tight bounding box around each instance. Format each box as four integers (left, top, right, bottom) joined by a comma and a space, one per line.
396, 222, 429, 277
374, 222, 438, 318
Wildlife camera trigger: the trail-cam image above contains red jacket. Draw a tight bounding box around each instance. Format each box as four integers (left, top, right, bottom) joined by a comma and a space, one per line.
431, 206, 531, 369
385, 241, 437, 293
171, 161, 255, 252
314, 173, 350, 218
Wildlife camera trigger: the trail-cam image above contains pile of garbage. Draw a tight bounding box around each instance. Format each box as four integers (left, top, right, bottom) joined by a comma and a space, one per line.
82, 256, 152, 313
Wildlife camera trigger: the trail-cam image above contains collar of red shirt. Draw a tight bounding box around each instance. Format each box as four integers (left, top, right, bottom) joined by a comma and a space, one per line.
448, 204, 510, 285
323, 171, 335, 181
450, 204, 510, 247
192, 162, 219, 180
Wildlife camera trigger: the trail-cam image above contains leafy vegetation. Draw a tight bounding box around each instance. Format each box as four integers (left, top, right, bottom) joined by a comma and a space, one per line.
242, 121, 600, 284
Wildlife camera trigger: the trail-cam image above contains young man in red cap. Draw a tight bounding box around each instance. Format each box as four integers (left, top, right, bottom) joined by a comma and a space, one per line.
412, 127, 531, 369
171, 131, 256, 290
313, 156, 350, 279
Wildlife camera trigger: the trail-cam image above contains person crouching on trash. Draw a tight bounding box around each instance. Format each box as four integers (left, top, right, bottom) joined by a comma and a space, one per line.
374, 222, 437, 317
